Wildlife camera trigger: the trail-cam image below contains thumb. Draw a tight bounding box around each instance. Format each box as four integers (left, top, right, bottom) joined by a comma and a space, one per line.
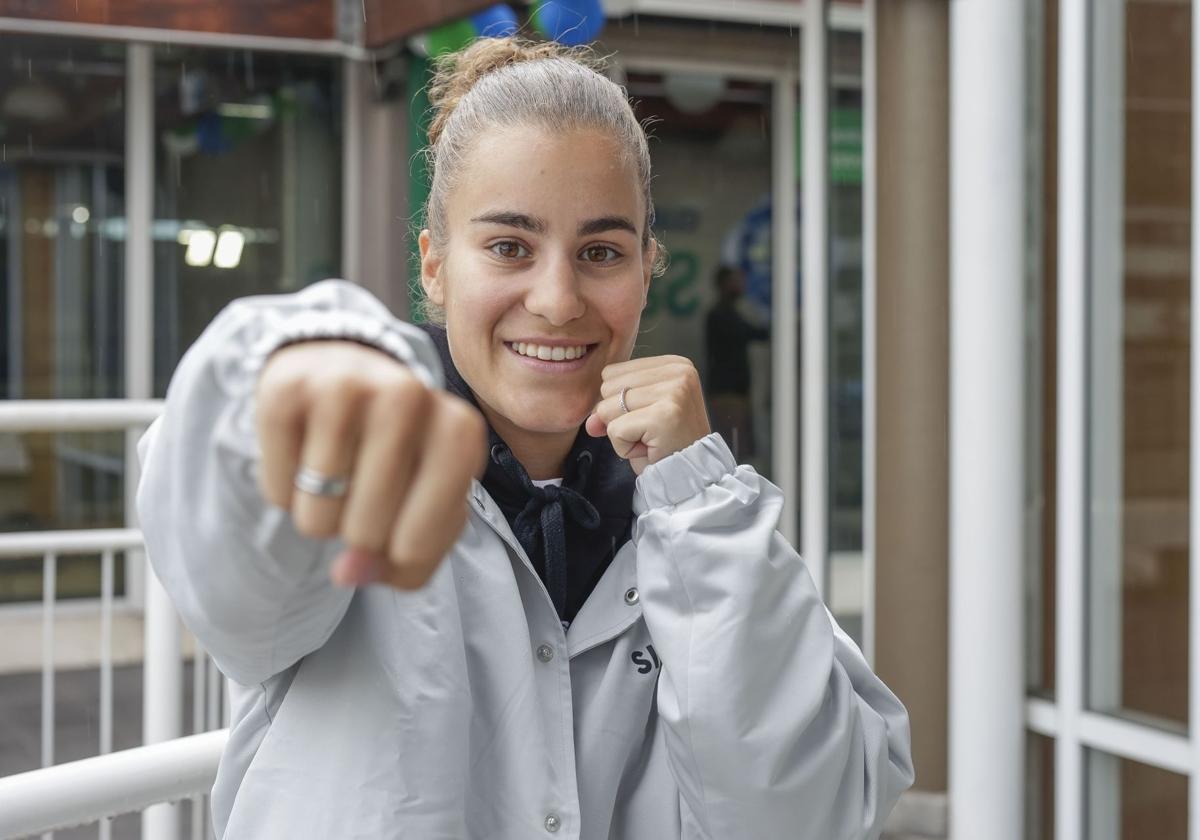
585, 411, 607, 437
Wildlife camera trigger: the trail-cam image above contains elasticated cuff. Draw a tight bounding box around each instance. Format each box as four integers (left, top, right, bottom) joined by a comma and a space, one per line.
633, 433, 737, 513
242, 307, 441, 391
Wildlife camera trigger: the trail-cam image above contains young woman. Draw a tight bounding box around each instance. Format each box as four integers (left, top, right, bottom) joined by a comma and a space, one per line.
138, 38, 913, 840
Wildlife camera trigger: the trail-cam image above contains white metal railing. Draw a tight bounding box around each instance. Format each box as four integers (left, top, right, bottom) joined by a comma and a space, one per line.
0, 400, 163, 432
0, 530, 144, 784
0, 400, 226, 840
0, 730, 226, 840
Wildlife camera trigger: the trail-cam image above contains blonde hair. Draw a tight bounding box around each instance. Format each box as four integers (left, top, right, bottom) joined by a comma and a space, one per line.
416, 37, 663, 324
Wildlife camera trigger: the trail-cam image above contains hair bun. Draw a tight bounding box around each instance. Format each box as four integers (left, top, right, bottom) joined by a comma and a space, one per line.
426, 37, 591, 146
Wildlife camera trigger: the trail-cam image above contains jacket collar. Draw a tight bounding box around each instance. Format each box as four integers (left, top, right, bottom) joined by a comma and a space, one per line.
417, 323, 636, 620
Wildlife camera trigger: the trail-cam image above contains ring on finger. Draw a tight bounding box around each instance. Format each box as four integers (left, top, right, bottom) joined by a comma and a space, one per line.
294, 466, 350, 498
618, 386, 631, 415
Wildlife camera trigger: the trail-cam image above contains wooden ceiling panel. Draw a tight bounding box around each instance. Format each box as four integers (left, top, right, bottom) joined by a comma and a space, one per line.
362, 0, 497, 49
0, 0, 335, 40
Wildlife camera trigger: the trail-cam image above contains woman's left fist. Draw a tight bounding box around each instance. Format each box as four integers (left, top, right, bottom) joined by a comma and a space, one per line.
585, 355, 711, 475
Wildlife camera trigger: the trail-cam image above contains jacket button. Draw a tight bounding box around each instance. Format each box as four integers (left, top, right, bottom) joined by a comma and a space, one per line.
536, 644, 555, 663
624, 587, 640, 606
544, 814, 561, 833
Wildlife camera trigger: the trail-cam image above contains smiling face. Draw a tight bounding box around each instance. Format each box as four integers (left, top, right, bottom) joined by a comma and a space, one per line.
419, 125, 654, 444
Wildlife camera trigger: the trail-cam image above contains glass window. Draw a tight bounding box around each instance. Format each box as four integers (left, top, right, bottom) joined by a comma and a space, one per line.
0, 37, 129, 602
626, 70, 775, 477
827, 31, 866, 646
0, 36, 127, 401
1086, 751, 1187, 840
1086, 0, 1191, 728
1026, 733, 1055, 840
1027, 0, 1058, 699
151, 46, 343, 396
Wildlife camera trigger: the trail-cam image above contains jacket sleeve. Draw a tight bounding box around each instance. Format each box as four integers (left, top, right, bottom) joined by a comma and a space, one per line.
632, 433, 914, 840
135, 279, 444, 688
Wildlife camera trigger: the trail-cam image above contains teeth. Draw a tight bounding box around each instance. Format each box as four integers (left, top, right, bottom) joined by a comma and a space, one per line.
509, 342, 589, 361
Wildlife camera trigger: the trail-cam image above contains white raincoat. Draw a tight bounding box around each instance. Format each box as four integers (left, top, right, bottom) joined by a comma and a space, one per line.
136, 280, 913, 840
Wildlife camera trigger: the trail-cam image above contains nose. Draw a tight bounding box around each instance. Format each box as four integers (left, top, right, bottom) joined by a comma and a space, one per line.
523, 255, 586, 326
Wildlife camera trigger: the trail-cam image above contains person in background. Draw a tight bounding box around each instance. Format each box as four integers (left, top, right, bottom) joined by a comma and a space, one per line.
705, 264, 770, 459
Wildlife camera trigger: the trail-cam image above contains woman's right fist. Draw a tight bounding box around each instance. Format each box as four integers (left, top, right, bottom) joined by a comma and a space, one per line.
255, 340, 487, 590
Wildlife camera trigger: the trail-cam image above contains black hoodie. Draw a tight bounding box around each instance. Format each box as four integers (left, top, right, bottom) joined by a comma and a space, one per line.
419, 324, 636, 624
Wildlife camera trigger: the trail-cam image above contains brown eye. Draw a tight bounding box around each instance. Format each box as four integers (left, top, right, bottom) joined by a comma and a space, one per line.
583, 245, 618, 263
490, 241, 528, 259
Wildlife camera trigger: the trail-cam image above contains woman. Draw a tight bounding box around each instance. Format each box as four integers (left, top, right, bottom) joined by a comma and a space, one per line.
138, 38, 913, 840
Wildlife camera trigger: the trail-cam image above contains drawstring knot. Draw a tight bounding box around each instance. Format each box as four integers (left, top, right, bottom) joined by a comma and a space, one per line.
490, 444, 600, 615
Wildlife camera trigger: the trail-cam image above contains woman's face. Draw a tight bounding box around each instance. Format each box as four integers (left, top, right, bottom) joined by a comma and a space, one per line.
419, 125, 654, 436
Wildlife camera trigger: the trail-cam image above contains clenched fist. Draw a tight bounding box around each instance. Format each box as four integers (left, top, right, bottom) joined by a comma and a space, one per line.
255, 340, 487, 589
585, 355, 712, 475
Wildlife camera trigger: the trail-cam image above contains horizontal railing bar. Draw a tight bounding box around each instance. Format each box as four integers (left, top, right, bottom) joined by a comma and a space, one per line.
0, 401, 163, 432
0, 530, 143, 558
0, 730, 227, 839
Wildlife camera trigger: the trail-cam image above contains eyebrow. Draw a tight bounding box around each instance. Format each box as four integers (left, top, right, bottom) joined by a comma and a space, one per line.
469, 211, 638, 238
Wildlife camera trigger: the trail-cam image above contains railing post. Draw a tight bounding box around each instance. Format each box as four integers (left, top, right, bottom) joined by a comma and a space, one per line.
125, 41, 183, 840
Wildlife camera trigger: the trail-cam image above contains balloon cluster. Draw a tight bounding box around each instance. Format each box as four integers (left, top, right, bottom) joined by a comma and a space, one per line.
427, 5, 518, 56
426, 1, 606, 56
532, 0, 606, 46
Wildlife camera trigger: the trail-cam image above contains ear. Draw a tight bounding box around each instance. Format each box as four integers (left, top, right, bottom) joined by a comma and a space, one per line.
641, 237, 657, 306
418, 230, 445, 306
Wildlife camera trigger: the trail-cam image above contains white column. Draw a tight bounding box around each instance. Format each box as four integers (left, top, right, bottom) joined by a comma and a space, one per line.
801, 0, 829, 598
1085, 3, 1125, 838
861, 0, 877, 667
127, 42, 182, 840
1055, 1, 1089, 838
948, 1, 1026, 838
772, 72, 799, 549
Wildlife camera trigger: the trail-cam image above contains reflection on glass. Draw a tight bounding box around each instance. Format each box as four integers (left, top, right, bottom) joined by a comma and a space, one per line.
1087, 751, 1186, 840
1086, 0, 1191, 727
626, 72, 774, 476
0, 37, 129, 604
151, 46, 343, 395
0, 431, 126, 602
828, 61, 866, 645
0, 35, 126, 401
1026, 733, 1055, 840
1028, 0, 1058, 698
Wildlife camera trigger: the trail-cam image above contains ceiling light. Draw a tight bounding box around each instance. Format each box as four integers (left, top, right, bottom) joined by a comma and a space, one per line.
184, 229, 216, 267
213, 229, 245, 269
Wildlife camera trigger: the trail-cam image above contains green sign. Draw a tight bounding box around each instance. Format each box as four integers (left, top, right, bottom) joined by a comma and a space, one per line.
796, 107, 863, 185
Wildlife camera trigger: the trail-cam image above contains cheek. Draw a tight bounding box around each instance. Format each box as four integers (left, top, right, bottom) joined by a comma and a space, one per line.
442, 258, 516, 332
593, 285, 645, 358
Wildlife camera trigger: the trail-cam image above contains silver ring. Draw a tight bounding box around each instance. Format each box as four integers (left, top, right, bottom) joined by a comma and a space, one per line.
618, 386, 631, 414
294, 466, 349, 498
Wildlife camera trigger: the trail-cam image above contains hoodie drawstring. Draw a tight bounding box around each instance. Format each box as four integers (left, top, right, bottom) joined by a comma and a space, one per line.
490, 444, 601, 616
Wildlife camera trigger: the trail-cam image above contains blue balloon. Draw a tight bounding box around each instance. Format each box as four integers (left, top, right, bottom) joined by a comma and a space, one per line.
534, 0, 605, 46
471, 4, 520, 38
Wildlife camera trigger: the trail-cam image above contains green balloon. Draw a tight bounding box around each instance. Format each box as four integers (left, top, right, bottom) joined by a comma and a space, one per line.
428, 18, 478, 56
531, 3, 550, 37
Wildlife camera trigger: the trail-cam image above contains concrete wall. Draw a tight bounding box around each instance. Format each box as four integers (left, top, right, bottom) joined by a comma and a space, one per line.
874, 0, 950, 798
